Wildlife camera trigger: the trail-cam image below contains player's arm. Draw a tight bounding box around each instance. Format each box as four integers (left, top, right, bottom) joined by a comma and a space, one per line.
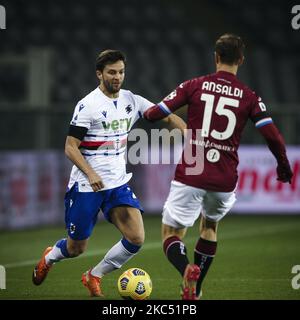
65, 125, 104, 191
144, 81, 190, 122
257, 123, 293, 183
160, 114, 187, 136
250, 95, 293, 184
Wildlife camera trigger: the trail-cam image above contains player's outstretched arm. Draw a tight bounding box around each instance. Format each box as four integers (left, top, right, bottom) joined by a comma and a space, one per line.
65, 136, 104, 191
143, 104, 169, 122
160, 114, 187, 136
258, 123, 293, 183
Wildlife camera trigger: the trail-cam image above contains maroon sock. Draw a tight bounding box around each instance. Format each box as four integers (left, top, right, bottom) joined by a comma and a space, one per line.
194, 237, 217, 296
163, 236, 189, 276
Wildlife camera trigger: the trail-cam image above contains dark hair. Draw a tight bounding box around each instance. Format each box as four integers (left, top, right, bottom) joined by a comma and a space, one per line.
215, 34, 245, 65
96, 50, 126, 71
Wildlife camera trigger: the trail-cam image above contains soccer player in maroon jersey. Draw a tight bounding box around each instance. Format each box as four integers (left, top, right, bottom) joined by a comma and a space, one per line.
144, 34, 293, 300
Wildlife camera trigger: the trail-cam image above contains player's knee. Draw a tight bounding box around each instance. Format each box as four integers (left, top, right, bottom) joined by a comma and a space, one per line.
162, 224, 186, 242
126, 233, 144, 247
201, 218, 218, 232
67, 243, 87, 257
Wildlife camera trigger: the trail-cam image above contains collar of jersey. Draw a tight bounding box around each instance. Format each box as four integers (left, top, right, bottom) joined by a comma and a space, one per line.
97, 87, 122, 103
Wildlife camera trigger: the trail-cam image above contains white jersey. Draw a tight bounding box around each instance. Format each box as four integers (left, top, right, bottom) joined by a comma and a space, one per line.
67, 87, 153, 192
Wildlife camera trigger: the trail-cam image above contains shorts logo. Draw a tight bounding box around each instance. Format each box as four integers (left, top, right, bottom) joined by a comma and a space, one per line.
70, 199, 73, 207
69, 223, 76, 234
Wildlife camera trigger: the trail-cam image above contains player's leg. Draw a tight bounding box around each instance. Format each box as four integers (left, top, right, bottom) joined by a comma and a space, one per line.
194, 216, 218, 297
162, 181, 204, 299
45, 237, 89, 265
194, 190, 236, 298
162, 223, 189, 276
32, 186, 103, 286
90, 206, 144, 278
82, 183, 144, 297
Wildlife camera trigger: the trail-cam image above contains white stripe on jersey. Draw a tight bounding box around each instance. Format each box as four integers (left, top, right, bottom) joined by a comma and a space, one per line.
255, 117, 273, 128
158, 101, 171, 115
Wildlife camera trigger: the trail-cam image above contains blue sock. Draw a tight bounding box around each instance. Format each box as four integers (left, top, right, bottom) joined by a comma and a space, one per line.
55, 238, 70, 258
121, 237, 141, 254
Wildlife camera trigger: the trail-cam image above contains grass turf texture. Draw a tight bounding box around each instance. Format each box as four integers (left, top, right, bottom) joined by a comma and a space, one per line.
0, 215, 299, 300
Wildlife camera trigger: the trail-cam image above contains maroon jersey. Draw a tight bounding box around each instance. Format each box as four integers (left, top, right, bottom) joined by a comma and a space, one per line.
157, 71, 273, 192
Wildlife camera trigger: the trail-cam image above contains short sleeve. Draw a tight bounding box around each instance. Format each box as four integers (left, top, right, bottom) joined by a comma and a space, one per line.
135, 95, 154, 114
132, 95, 154, 122
70, 101, 92, 129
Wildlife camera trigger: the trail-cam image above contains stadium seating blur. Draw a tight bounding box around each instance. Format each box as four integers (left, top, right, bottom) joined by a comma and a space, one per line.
0, 0, 299, 149
0, 0, 299, 230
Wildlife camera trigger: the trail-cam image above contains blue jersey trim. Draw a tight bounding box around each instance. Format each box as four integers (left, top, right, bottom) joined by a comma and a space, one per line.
256, 120, 273, 128
121, 237, 141, 253
158, 102, 171, 115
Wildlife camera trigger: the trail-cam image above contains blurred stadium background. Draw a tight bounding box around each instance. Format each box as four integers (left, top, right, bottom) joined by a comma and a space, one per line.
0, 0, 299, 229
0, 0, 299, 300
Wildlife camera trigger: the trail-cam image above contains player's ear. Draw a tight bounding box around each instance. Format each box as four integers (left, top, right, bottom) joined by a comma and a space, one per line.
214, 52, 220, 65
238, 55, 245, 66
96, 70, 102, 81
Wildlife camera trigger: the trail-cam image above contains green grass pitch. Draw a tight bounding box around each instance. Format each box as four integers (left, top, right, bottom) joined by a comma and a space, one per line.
0, 215, 300, 300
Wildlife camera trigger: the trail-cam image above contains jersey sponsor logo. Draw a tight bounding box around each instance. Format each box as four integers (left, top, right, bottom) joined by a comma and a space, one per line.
190, 138, 235, 152
102, 117, 132, 131
206, 149, 220, 163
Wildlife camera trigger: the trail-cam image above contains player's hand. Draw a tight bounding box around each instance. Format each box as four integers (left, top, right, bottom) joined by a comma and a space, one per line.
276, 163, 293, 184
87, 171, 105, 191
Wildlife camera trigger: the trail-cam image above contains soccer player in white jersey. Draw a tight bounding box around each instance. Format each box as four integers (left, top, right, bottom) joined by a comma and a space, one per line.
32, 50, 186, 297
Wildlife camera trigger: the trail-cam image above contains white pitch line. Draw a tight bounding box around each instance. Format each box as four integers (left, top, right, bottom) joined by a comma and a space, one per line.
2, 222, 299, 269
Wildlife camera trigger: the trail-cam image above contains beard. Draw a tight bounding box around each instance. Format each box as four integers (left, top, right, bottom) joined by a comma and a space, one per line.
102, 79, 122, 94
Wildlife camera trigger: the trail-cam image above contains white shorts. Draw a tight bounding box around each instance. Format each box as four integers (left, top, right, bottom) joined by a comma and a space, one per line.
162, 180, 236, 228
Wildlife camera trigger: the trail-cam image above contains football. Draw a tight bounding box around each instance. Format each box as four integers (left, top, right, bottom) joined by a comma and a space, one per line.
117, 268, 152, 300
